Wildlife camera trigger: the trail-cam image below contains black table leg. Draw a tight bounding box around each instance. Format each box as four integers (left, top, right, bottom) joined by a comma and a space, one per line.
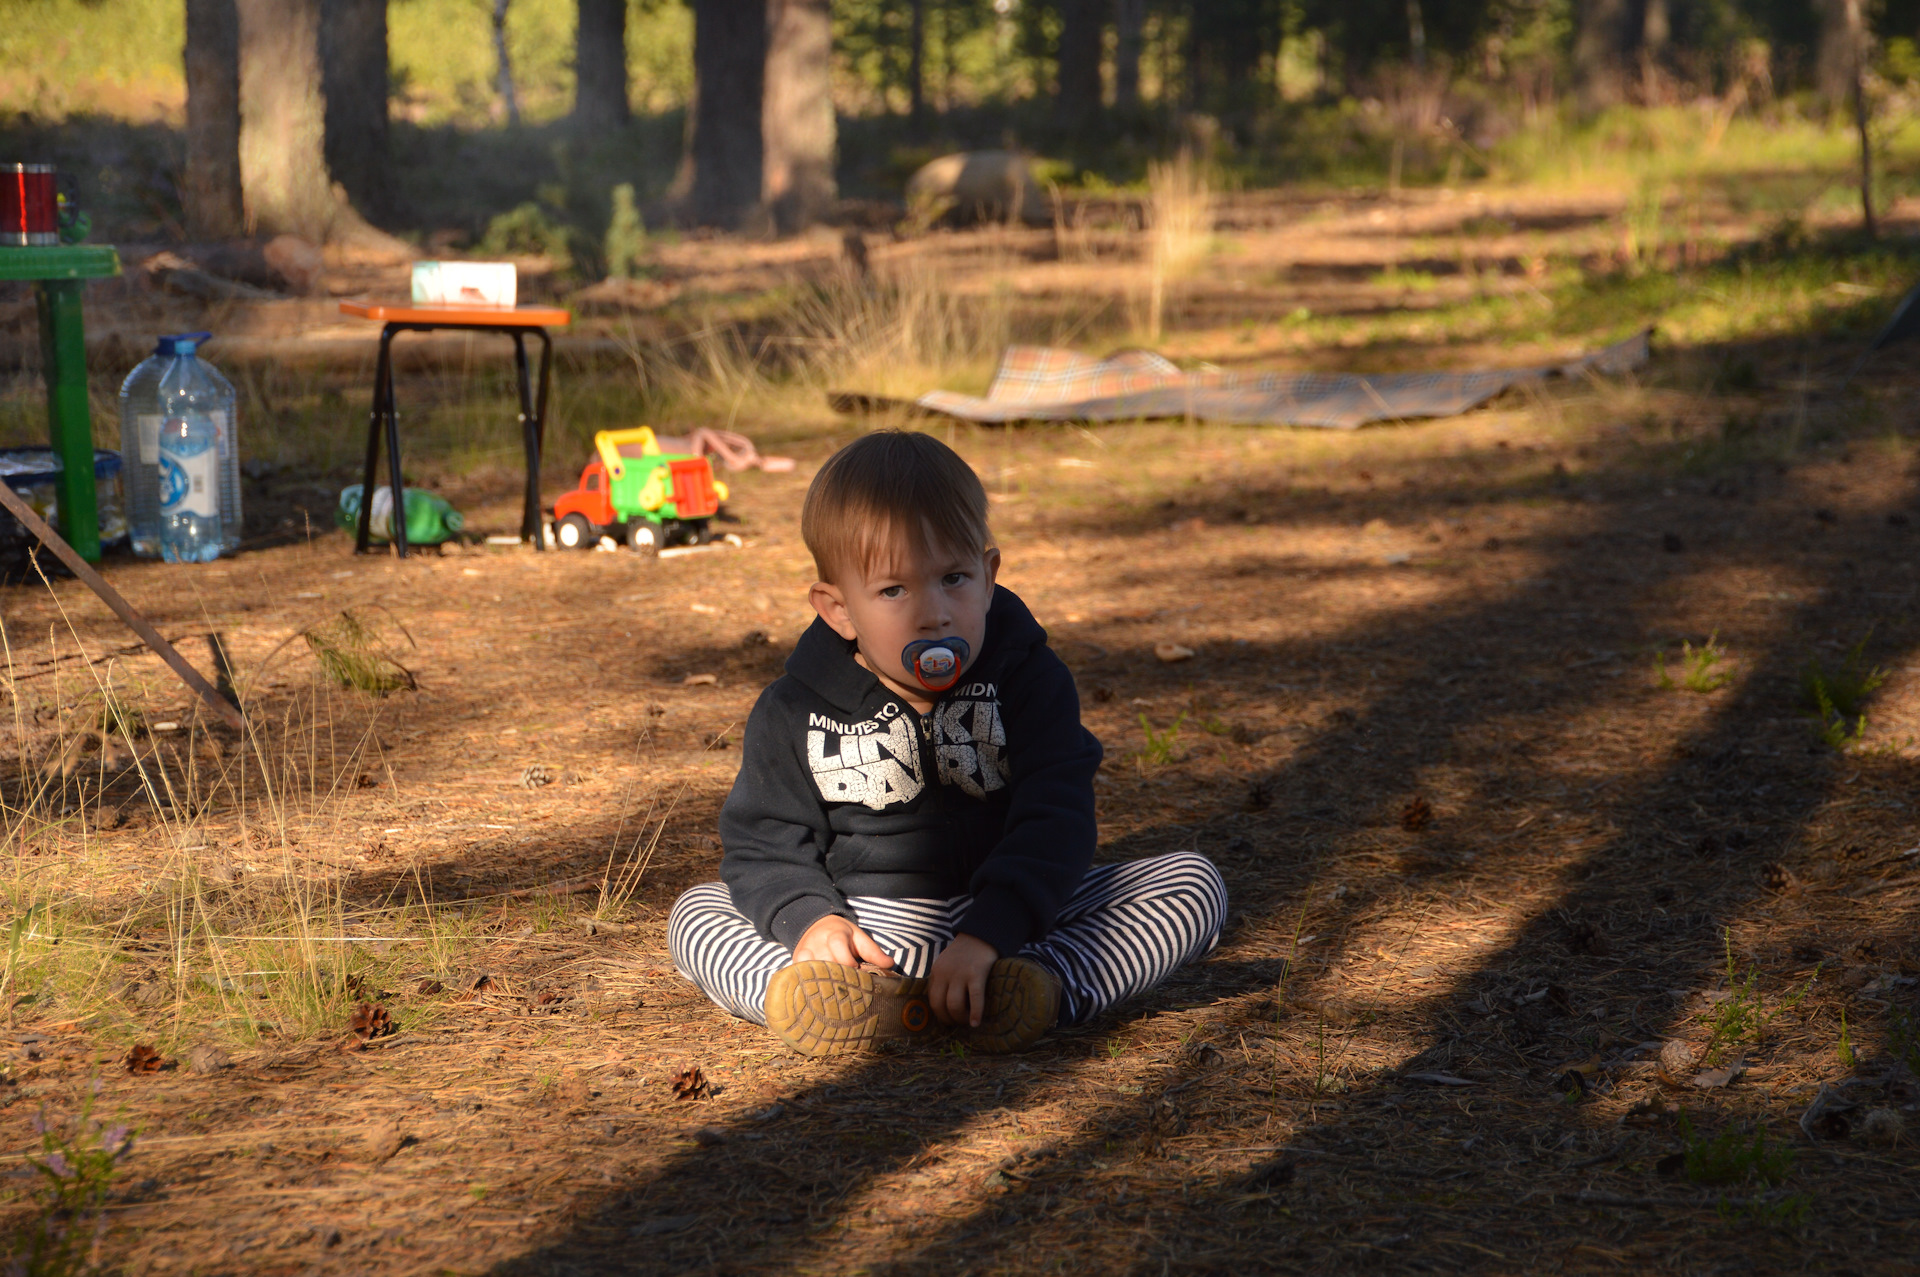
356, 327, 394, 554
528, 328, 553, 546
511, 330, 543, 549
355, 319, 557, 556
383, 336, 409, 559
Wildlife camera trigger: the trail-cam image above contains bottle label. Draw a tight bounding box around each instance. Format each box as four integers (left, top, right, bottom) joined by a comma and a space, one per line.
137, 415, 160, 464
210, 409, 229, 459
159, 448, 218, 517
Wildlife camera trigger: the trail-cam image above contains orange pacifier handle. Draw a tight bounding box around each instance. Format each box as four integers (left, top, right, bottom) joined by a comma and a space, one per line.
902, 637, 969, 693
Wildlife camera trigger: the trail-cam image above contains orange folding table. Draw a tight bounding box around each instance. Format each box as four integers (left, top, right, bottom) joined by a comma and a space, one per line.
339, 300, 571, 557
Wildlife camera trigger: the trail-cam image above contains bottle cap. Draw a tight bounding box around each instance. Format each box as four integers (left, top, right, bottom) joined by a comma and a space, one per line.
154, 331, 213, 357
901, 637, 969, 693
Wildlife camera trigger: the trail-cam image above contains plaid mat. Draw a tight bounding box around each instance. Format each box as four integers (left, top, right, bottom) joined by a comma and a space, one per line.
828, 330, 1651, 430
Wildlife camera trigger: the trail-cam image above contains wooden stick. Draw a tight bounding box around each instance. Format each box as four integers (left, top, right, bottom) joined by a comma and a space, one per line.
0, 482, 245, 731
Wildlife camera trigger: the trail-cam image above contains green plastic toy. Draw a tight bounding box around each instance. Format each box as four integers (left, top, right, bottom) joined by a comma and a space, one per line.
335, 484, 464, 546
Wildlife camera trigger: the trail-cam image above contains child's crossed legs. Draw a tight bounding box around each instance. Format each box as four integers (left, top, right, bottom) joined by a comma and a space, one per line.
669, 850, 1227, 1029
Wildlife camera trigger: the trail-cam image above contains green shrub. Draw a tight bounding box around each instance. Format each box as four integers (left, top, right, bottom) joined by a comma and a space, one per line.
604, 183, 646, 281
480, 201, 574, 271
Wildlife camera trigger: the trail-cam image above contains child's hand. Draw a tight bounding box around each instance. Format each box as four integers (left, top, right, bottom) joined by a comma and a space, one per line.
792, 915, 893, 969
929, 932, 998, 1027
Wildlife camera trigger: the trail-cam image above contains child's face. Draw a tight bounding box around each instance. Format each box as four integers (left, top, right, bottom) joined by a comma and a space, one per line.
809, 531, 1001, 708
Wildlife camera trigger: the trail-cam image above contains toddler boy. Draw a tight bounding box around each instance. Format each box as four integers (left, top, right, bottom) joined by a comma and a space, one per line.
669, 431, 1226, 1054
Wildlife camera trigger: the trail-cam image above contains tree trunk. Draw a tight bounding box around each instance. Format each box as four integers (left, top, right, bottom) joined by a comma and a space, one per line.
183, 0, 243, 239
1839, 0, 1877, 237
1573, 0, 1633, 108
321, 0, 390, 222
1114, 0, 1143, 108
492, 0, 520, 125
1639, 0, 1668, 102
1054, 0, 1105, 132
237, 0, 343, 241
1819, 0, 1866, 110
688, 0, 767, 229
908, 0, 926, 133
764, 0, 834, 234
574, 0, 630, 131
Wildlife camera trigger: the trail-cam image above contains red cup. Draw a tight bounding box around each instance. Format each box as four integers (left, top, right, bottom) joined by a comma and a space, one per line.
1, 165, 57, 247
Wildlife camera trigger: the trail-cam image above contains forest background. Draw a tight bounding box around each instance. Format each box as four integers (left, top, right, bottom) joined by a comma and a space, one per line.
11, 0, 1920, 261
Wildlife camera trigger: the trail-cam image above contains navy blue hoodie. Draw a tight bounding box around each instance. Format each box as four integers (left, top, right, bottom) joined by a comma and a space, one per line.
718, 587, 1102, 958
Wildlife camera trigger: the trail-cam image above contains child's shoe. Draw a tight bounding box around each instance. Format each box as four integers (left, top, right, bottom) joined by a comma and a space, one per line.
765, 961, 935, 1057
966, 957, 1061, 1054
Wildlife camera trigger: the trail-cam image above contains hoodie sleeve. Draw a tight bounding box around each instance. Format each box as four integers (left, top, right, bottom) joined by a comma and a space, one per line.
719, 684, 851, 948
954, 645, 1102, 955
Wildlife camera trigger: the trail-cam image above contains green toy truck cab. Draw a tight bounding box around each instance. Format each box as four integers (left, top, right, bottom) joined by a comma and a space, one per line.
551, 427, 729, 554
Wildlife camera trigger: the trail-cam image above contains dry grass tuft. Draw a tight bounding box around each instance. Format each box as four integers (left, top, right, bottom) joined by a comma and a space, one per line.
1146, 150, 1214, 343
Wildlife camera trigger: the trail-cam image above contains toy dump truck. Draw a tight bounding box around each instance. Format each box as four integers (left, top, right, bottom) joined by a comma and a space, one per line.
551, 427, 729, 554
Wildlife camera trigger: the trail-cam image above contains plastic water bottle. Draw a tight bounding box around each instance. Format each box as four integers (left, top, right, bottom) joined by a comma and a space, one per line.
118, 332, 241, 559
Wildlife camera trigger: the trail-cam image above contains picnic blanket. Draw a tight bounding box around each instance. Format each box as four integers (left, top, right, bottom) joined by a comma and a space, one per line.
828, 329, 1651, 430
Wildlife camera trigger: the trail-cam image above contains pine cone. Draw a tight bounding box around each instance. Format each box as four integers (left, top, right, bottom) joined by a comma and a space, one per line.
349, 1001, 395, 1041
670, 1066, 709, 1100
1401, 795, 1434, 832
1657, 1038, 1699, 1084
125, 1043, 164, 1074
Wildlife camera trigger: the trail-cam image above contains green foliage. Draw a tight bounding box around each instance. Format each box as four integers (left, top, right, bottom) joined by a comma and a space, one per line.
1801, 634, 1887, 750
1837, 1007, 1856, 1069
1812, 697, 1869, 750
1135, 712, 1187, 768
388, 0, 692, 126
90, 688, 147, 739
1891, 1008, 1920, 1075
0, 0, 182, 118
1677, 1110, 1795, 1188
1656, 630, 1734, 693
1720, 1192, 1814, 1228
7, 1088, 134, 1276
1801, 635, 1888, 719
479, 201, 575, 271
1, 903, 41, 1020
604, 183, 646, 281
302, 610, 417, 696
1882, 37, 1920, 86
1701, 930, 1816, 1060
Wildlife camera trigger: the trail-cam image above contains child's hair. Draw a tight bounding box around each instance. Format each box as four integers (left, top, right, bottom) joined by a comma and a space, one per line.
802, 430, 991, 582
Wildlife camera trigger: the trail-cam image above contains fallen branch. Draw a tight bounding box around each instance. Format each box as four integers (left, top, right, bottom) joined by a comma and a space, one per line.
0, 484, 244, 731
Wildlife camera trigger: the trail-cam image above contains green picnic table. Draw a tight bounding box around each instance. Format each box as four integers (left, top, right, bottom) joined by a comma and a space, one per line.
0, 244, 123, 562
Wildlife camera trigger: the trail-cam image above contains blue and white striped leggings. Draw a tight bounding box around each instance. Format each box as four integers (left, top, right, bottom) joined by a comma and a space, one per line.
668, 851, 1228, 1028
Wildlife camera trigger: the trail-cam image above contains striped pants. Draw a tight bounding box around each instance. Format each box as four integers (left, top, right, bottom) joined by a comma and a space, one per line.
668, 851, 1227, 1028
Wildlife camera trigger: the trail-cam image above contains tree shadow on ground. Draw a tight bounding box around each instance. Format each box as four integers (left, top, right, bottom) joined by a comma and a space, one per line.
482, 374, 1920, 1272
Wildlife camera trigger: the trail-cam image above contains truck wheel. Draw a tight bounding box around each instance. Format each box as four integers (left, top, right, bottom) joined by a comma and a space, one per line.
684, 522, 711, 546
626, 520, 661, 557
556, 514, 595, 550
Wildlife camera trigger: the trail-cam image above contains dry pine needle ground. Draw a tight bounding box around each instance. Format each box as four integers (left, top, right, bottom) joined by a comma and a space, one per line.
0, 190, 1916, 1274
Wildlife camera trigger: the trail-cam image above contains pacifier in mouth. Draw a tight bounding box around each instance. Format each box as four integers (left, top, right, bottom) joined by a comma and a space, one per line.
901, 637, 970, 692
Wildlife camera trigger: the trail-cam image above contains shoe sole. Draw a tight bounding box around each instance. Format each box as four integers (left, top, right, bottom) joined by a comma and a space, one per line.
765, 961, 934, 1057
967, 957, 1060, 1054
